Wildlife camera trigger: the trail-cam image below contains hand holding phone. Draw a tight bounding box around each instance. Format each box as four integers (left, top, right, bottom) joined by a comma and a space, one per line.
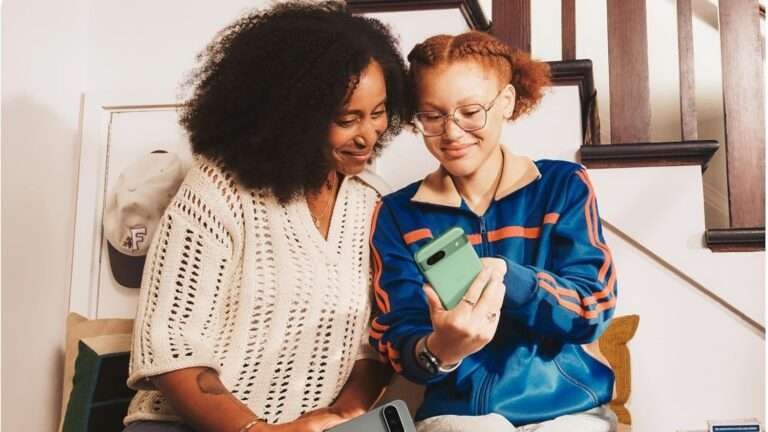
414, 228, 507, 365
414, 227, 483, 310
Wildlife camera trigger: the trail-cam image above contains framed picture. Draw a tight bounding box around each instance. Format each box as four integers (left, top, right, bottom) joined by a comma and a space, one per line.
69, 100, 192, 318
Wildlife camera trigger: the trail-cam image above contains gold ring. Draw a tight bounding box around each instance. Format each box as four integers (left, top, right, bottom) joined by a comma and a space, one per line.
462, 298, 477, 307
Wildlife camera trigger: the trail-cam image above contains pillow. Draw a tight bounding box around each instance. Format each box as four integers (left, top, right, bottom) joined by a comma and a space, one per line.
61, 333, 136, 432
60, 313, 134, 432
598, 314, 640, 426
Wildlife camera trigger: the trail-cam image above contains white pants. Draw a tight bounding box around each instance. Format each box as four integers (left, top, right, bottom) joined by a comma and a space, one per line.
415, 405, 617, 432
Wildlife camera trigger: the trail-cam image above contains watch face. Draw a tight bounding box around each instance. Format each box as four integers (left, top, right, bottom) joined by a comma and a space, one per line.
417, 349, 438, 375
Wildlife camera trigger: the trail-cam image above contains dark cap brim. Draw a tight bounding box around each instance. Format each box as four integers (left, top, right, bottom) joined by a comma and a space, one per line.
107, 242, 146, 289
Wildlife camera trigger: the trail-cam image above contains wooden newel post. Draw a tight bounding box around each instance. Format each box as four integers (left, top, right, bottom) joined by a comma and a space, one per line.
719, 0, 765, 228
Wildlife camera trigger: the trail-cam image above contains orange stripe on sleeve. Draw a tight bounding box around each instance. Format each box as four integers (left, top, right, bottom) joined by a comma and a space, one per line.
583, 270, 617, 306
538, 280, 587, 317
371, 319, 389, 332
373, 291, 386, 315
403, 228, 433, 245
370, 202, 390, 313
370, 318, 389, 341
575, 170, 614, 284
537, 272, 580, 300
585, 297, 617, 319
538, 273, 616, 318
519, 171, 616, 320
590, 193, 614, 283
543, 213, 560, 224
540, 269, 616, 308
584, 185, 613, 282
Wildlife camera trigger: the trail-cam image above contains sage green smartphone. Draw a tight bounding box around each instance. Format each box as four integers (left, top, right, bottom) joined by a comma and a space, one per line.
414, 226, 483, 310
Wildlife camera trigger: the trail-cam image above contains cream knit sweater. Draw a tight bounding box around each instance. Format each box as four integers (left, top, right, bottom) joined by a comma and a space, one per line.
125, 156, 388, 425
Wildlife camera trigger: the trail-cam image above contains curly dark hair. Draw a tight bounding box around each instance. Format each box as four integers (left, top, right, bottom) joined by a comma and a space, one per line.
179, 1, 407, 202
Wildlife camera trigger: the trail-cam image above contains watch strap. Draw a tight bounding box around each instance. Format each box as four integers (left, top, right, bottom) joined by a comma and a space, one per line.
415, 335, 461, 374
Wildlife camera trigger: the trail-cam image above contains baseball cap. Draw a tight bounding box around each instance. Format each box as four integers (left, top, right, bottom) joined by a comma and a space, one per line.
103, 150, 186, 288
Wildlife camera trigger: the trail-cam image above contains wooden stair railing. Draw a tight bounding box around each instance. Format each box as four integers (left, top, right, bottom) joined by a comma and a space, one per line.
580, 141, 718, 170
490, 0, 764, 251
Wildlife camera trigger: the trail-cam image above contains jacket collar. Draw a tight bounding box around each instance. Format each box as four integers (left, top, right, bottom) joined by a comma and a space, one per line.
354, 168, 391, 196
411, 146, 541, 208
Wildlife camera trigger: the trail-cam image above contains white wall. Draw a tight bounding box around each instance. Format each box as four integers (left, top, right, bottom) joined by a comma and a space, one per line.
85, 1, 266, 105
606, 228, 765, 431
2, 0, 90, 430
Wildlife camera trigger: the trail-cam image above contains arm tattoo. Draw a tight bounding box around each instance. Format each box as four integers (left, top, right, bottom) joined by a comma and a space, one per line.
196, 369, 229, 395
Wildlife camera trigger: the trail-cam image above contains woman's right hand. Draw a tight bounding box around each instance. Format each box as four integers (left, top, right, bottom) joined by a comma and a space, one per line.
422, 265, 505, 365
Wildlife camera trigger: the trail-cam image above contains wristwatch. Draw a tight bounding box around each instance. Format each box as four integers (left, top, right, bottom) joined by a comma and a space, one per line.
415, 335, 461, 374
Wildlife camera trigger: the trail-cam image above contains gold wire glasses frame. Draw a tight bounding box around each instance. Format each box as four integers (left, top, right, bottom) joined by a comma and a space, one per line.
413, 88, 506, 137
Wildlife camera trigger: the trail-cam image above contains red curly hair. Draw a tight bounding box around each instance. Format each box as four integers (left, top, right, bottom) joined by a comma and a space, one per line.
407, 31, 551, 120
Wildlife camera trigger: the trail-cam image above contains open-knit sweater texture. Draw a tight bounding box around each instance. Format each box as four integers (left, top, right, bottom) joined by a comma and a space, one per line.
124, 156, 386, 425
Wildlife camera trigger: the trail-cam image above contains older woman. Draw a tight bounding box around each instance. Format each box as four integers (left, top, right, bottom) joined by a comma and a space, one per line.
123, 3, 407, 432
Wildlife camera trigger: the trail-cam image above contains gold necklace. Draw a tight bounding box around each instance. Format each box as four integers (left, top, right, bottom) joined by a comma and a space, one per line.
310, 173, 338, 230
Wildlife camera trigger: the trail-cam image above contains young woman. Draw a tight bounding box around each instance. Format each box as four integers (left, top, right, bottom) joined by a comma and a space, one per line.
123, 3, 407, 432
370, 31, 618, 432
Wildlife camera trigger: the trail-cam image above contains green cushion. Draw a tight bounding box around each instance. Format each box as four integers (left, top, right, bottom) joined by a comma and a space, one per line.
62, 334, 136, 432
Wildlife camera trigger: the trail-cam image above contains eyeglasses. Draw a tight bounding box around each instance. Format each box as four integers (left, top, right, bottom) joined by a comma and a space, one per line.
413, 88, 505, 137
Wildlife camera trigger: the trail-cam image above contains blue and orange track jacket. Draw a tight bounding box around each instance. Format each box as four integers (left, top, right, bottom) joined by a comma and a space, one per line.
369, 148, 617, 425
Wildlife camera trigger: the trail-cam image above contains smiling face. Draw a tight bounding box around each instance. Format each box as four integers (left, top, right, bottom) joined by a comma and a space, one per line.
414, 60, 515, 179
327, 60, 388, 176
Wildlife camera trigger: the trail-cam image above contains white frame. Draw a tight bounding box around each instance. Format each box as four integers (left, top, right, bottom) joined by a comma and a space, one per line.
68, 96, 181, 318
